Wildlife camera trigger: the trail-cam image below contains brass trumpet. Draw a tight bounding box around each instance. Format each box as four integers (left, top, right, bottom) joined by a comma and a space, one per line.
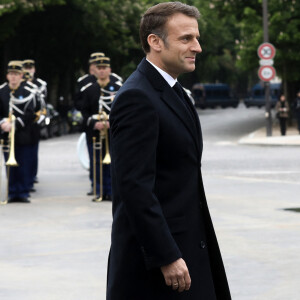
92, 111, 110, 202
0, 114, 18, 205
6, 114, 18, 167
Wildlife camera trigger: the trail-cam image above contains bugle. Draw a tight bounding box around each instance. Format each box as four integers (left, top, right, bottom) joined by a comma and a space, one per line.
92, 111, 110, 202
0, 114, 18, 205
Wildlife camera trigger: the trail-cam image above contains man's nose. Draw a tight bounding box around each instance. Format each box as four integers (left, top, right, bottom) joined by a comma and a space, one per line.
192, 39, 202, 53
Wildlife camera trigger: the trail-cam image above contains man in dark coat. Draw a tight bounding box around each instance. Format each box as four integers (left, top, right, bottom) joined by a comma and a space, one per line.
107, 2, 231, 299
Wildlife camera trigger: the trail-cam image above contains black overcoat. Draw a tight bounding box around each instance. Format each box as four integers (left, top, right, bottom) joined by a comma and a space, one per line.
107, 59, 231, 300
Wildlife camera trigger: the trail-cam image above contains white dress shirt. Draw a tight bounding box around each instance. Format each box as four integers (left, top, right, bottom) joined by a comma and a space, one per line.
146, 58, 177, 88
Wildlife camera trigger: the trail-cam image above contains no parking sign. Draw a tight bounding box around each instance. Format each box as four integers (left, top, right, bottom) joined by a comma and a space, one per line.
257, 43, 276, 82
257, 43, 276, 60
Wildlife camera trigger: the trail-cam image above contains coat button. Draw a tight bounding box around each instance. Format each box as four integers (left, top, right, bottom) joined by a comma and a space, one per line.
200, 241, 206, 249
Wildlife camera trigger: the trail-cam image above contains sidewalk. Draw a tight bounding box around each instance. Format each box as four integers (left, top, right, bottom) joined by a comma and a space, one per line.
239, 124, 300, 146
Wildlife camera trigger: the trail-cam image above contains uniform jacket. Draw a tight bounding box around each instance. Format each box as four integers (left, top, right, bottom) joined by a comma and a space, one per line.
0, 83, 35, 145
75, 73, 122, 111
107, 59, 231, 300
81, 80, 121, 144
22, 79, 47, 144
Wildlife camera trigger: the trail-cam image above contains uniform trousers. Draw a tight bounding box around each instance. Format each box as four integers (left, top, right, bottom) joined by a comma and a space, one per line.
4, 144, 35, 199
31, 142, 39, 186
87, 142, 111, 196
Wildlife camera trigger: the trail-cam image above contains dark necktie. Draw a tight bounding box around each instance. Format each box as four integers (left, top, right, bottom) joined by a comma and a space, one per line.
173, 82, 185, 100
173, 82, 196, 123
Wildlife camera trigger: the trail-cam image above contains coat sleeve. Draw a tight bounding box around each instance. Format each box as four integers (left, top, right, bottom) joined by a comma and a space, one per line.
110, 89, 182, 270
81, 88, 97, 131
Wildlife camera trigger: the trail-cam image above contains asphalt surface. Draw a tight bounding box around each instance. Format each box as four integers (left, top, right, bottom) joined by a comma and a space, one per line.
0, 103, 299, 300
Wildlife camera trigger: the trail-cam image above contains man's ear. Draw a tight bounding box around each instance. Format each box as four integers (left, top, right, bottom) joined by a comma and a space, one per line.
147, 34, 163, 52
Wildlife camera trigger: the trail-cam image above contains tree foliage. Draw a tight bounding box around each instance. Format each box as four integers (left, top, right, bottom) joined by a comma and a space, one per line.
0, 0, 300, 104
212, 0, 300, 98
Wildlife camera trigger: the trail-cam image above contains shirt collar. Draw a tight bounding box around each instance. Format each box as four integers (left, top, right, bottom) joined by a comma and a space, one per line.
146, 58, 177, 88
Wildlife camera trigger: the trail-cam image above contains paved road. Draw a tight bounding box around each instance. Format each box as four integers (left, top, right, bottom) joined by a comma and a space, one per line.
0, 104, 299, 299
0, 134, 112, 300
200, 106, 300, 300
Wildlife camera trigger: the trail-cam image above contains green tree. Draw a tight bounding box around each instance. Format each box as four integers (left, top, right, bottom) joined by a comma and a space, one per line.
213, 0, 300, 100
0, 0, 148, 104
1, 0, 299, 105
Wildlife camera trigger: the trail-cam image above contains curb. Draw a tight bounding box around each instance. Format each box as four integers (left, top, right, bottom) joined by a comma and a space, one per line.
239, 128, 300, 146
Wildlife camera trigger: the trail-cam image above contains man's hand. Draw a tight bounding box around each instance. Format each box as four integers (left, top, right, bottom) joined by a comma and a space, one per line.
1, 121, 12, 132
94, 121, 110, 131
160, 258, 191, 292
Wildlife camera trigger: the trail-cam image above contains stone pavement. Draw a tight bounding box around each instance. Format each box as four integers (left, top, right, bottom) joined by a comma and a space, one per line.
0, 134, 112, 300
0, 131, 299, 300
239, 123, 300, 146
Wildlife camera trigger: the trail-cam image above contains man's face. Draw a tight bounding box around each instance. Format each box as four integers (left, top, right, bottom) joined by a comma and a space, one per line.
89, 64, 96, 75
23, 66, 35, 78
6, 72, 23, 87
158, 13, 202, 78
94, 66, 111, 81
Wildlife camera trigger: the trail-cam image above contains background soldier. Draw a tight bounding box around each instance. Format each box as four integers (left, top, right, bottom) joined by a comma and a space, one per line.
0, 61, 36, 203
81, 56, 122, 201
22, 59, 47, 188
75, 52, 105, 111
75, 52, 123, 111
22, 59, 47, 99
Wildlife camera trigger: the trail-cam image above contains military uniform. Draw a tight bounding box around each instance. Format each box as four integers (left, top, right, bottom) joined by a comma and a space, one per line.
81, 57, 122, 199
23, 59, 48, 188
0, 62, 36, 202
75, 52, 123, 111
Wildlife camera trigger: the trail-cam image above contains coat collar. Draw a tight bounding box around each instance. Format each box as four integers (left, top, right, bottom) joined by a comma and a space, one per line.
137, 58, 202, 153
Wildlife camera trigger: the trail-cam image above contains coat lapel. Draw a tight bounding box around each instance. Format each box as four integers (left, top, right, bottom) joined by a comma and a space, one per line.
138, 59, 201, 153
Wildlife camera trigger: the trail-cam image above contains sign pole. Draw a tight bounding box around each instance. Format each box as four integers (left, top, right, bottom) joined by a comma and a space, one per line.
263, 0, 272, 136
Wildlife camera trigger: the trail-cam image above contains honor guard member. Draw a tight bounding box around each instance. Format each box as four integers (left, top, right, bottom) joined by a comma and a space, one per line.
0, 61, 36, 203
81, 56, 122, 201
23, 60, 47, 99
75, 52, 123, 111
23, 59, 47, 186
75, 52, 105, 111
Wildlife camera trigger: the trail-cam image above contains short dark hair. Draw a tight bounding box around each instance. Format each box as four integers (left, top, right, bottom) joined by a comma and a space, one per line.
139, 2, 200, 53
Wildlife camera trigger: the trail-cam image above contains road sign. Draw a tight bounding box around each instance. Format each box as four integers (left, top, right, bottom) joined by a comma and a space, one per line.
259, 59, 274, 66
258, 66, 276, 82
257, 43, 276, 60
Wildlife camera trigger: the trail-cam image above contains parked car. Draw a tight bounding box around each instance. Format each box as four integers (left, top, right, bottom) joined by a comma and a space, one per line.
40, 104, 62, 139
244, 82, 281, 108
192, 83, 239, 109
